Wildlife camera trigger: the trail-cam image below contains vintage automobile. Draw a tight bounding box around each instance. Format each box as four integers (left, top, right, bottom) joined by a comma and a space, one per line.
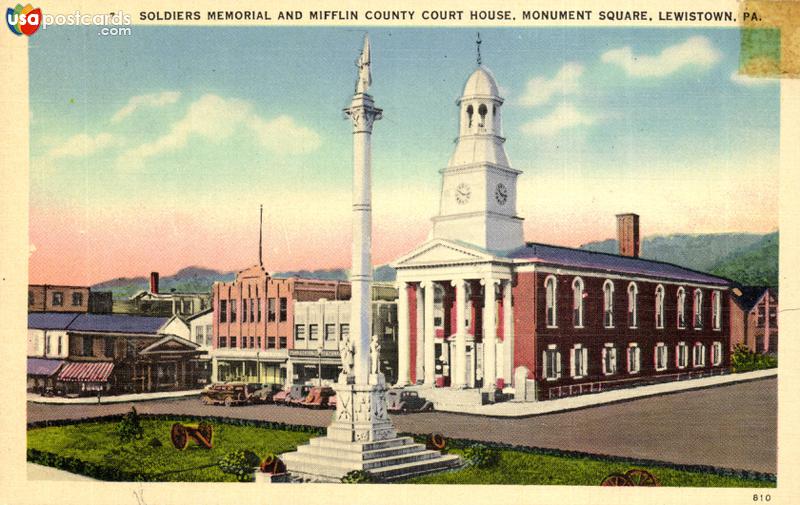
250, 383, 284, 404
298, 387, 336, 409
200, 382, 262, 406
271, 387, 291, 405
284, 384, 313, 407
386, 389, 434, 413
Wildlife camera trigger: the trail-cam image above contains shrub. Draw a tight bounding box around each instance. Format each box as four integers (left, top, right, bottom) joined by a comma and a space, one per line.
463, 443, 501, 469
341, 469, 382, 483
732, 344, 777, 373
148, 437, 163, 448
117, 406, 144, 443
218, 450, 259, 482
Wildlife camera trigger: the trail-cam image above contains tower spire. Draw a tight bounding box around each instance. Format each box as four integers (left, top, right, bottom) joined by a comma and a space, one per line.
258, 204, 264, 268
476, 32, 482, 66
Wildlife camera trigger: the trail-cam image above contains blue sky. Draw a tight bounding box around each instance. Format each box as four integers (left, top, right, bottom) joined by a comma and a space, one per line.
28, 26, 780, 283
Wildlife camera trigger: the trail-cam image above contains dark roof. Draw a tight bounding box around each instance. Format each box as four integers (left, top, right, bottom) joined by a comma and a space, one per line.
504, 242, 730, 286
66, 313, 169, 334
185, 307, 213, 321
27, 358, 66, 376
28, 312, 80, 330
731, 286, 770, 311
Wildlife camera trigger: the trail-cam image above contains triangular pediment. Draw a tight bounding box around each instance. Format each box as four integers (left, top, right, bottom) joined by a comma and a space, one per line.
392, 239, 498, 268
139, 334, 200, 354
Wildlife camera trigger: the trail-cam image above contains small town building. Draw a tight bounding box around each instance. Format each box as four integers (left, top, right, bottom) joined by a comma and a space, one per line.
730, 286, 778, 354
28, 284, 112, 314
118, 272, 211, 317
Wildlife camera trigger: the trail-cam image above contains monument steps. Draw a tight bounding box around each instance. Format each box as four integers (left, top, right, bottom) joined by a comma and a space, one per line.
284, 450, 461, 482
301, 440, 430, 461
284, 442, 443, 471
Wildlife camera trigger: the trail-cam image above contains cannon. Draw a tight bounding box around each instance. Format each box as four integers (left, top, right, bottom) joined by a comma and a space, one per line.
425, 433, 447, 451
170, 421, 214, 450
259, 454, 287, 475
600, 469, 659, 486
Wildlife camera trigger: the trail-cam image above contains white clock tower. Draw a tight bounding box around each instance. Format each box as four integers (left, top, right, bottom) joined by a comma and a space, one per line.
432, 46, 524, 252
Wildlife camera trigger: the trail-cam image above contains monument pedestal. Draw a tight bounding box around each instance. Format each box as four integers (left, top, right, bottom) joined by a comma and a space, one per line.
282, 374, 461, 482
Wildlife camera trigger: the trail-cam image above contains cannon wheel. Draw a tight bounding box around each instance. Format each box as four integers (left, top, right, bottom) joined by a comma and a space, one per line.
197, 422, 214, 449
625, 469, 658, 486
170, 423, 189, 450
429, 434, 446, 450
601, 473, 633, 486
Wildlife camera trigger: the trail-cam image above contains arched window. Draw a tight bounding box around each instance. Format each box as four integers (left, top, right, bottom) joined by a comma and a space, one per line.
677, 287, 686, 328
466, 104, 474, 128
603, 280, 614, 328
570, 344, 588, 378
711, 290, 721, 330
655, 285, 665, 329
545, 276, 557, 328
627, 343, 641, 373
572, 277, 584, 328
654, 342, 668, 371
711, 341, 723, 366
693, 289, 703, 328
627, 282, 638, 328
676, 341, 688, 368
478, 103, 488, 128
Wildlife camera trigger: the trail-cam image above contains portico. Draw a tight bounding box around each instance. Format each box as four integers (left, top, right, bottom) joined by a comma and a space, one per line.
393, 239, 514, 390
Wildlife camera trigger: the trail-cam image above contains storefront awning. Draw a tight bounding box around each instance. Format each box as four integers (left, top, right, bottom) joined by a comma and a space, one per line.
27, 358, 65, 377
57, 361, 114, 382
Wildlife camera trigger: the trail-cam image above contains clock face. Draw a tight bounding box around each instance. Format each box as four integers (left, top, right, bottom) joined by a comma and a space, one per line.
455, 183, 471, 204
495, 183, 508, 205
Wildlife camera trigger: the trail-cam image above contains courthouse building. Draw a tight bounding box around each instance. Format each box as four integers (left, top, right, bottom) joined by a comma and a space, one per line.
391, 63, 732, 401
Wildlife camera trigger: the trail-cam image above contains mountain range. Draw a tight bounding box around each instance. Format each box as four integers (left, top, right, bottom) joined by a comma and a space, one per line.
92, 232, 779, 298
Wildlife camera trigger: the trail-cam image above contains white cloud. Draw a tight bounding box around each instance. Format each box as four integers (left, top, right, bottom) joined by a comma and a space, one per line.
519, 63, 584, 107
601, 36, 721, 78
118, 94, 321, 169
520, 103, 598, 137
45, 132, 121, 159
730, 71, 778, 87
111, 91, 182, 123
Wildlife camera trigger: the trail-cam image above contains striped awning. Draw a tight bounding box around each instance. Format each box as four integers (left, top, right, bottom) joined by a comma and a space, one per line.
57, 361, 114, 382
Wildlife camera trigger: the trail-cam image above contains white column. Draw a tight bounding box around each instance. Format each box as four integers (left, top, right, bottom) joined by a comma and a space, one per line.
395, 281, 410, 386
452, 279, 467, 388
423, 281, 436, 386
414, 283, 424, 383
345, 91, 381, 385
211, 356, 219, 382
502, 280, 514, 383
482, 278, 499, 390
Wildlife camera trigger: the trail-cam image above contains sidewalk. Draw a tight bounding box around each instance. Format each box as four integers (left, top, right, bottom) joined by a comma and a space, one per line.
27, 388, 203, 404
432, 369, 777, 417
27, 463, 95, 481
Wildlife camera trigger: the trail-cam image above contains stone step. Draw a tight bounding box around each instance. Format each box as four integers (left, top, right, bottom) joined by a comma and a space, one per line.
297, 441, 429, 462
309, 435, 415, 452
286, 445, 442, 471
370, 454, 463, 481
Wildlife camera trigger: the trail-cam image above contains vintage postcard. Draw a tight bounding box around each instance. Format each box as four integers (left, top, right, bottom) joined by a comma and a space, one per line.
1, 0, 798, 503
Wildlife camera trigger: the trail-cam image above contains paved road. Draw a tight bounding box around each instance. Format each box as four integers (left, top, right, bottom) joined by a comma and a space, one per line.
27, 377, 777, 474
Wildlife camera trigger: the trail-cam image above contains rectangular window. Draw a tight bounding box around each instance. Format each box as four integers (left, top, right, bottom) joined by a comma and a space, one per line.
242, 299, 248, 322
543, 348, 561, 380
257, 336, 262, 348
655, 344, 668, 371
279, 298, 288, 321
693, 343, 706, 367
57, 335, 63, 355
712, 291, 722, 330
52, 291, 64, 306
268, 336, 276, 348
72, 292, 83, 306
602, 345, 617, 375
230, 336, 237, 348
218, 336, 227, 348
712, 342, 722, 366
195, 325, 204, 344
220, 300, 228, 323
82, 336, 93, 356
627, 345, 641, 373
571, 346, 588, 378
183, 300, 192, 314
325, 323, 336, 341
205, 325, 213, 346
257, 299, 262, 322
250, 336, 255, 348
28, 290, 34, 306
230, 300, 237, 322
295, 325, 306, 340
268, 298, 276, 322
104, 337, 114, 358
340, 323, 350, 340
279, 336, 287, 349
44, 334, 51, 355
693, 290, 703, 329
309, 324, 319, 341
677, 343, 688, 368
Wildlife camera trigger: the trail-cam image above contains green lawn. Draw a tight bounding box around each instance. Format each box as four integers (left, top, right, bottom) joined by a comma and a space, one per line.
27, 420, 313, 482
405, 448, 775, 487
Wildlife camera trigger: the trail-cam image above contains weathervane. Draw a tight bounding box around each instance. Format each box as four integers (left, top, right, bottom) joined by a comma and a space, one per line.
476, 32, 482, 65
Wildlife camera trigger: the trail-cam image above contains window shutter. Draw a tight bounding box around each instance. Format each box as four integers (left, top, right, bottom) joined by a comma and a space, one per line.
582, 348, 588, 376
556, 351, 562, 378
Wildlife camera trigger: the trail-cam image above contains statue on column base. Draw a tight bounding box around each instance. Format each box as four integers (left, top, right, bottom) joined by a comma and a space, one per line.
338, 336, 355, 384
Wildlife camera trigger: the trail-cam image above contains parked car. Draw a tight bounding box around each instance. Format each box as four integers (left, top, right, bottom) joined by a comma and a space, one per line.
285, 384, 313, 407
201, 382, 262, 406
299, 387, 336, 409
272, 387, 291, 405
250, 383, 284, 404
328, 394, 337, 409
386, 390, 433, 413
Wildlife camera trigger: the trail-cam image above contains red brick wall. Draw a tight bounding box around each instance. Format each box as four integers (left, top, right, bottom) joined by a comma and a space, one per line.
512, 272, 537, 380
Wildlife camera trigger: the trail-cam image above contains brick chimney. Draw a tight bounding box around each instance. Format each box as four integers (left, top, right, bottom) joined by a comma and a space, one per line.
616, 213, 640, 258
150, 272, 159, 294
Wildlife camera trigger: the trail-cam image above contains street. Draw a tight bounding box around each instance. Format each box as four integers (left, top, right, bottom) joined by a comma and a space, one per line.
27, 377, 777, 474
